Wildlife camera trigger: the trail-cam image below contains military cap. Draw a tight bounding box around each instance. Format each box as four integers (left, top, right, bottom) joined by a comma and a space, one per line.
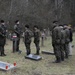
1, 20, 4, 23
25, 24, 29, 28
15, 20, 19, 23
53, 21, 58, 23
33, 25, 38, 29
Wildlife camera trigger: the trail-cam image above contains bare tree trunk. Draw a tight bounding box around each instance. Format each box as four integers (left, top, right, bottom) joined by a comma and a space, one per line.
55, 0, 58, 20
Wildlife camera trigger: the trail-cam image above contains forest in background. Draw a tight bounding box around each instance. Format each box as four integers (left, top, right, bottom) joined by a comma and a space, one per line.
0, 0, 75, 30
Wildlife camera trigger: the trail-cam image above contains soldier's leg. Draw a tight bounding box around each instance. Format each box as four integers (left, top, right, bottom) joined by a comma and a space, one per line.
41, 37, 44, 46
0, 46, 3, 56
64, 44, 69, 58
13, 41, 15, 52
2, 45, 6, 56
54, 45, 61, 63
60, 45, 64, 61
1, 46, 6, 56
0, 46, 2, 56
27, 43, 31, 55
25, 43, 31, 55
35, 42, 40, 55
16, 38, 20, 51
69, 42, 72, 55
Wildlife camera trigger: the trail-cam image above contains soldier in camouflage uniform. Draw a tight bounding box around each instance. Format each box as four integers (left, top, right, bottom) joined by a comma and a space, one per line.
14, 20, 22, 52
52, 21, 61, 63
24, 25, 32, 55
0, 20, 7, 56
63, 24, 70, 58
0, 20, 7, 44
59, 25, 65, 61
33, 25, 40, 55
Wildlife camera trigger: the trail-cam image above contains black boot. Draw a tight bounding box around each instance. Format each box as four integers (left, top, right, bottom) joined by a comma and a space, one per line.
65, 53, 68, 59
1, 52, 6, 56
61, 57, 64, 61
53, 57, 61, 63
2, 48, 6, 56
36, 50, 39, 55
27, 50, 30, 55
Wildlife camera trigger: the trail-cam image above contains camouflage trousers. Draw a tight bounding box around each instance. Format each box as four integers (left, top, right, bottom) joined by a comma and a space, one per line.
34, 42, 40, 55
64, 43, 69, 58
53, 44, 61, 62
25, 42, 31, 55
60, 44, 65, 61
0, 46, 5, 55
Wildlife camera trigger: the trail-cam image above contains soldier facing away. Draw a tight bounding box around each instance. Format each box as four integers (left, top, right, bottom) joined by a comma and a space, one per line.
63, 24, 70, 59
0, 20, 7, 56
24, 25, 32, 55
52, 21, 61, 63
33, 25, 40, 55
59, 25, 65, 61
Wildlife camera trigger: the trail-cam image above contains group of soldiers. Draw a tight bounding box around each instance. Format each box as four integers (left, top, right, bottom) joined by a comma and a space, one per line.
52, 21, 73, 63
0, 20, 41, 56
24, 24, 40, 55
0, 20, 73, 64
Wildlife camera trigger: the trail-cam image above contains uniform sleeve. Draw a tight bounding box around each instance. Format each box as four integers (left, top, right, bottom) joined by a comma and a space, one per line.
54, 27, 61, 44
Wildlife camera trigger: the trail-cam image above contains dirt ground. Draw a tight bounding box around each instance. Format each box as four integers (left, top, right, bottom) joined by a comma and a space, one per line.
0, 34, 75, 75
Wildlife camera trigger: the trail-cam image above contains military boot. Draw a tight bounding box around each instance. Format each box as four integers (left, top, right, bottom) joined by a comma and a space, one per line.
27, 50, 30, 55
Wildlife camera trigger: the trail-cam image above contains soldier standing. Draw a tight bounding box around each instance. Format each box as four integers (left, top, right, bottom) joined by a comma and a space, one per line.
33, 26, 40, 55
59, 25, 65, 61
41, 30, 45, 47
0, 20, 7, 56
24, 25, 32, 55
14, 20, 22, 52
68, 25, 73, 56
52, 21, 61, 63
63, 24, 70, 58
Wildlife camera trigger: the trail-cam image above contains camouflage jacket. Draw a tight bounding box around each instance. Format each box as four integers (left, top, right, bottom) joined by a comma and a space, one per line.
24, 29, 32, 43
52, 26, 61, 45
0, 24, 7, 36
60, 29, 66, 44
64, 28, 70, 43
34, 29, 40, 43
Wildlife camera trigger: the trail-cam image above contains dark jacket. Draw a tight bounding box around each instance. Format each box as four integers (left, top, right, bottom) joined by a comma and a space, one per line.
24, 29, 32, 44
69, 28, 73, 42
34, 29, 40, 43
0, 25, 6, 46
64, 28, 70, 43
60, 29, 66, 44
